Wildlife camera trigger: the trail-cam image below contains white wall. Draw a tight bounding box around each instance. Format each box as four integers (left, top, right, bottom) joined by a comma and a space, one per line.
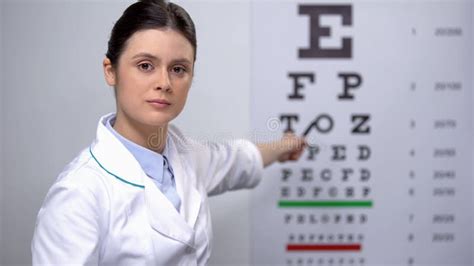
471, 0, 474, 262
1, 0, 253, 265
0, 0, 4, 264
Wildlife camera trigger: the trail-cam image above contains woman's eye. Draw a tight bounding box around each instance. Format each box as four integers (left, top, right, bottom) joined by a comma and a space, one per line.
172, 66, 186, 74
138, 63, 153, 72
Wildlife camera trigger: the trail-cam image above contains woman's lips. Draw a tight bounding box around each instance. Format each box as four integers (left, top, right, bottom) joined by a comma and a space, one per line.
147, 99, 171, 109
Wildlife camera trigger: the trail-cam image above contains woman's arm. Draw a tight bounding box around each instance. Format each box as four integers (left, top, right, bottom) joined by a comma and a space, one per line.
32, 180, 101, 265
256, 133, 307, 167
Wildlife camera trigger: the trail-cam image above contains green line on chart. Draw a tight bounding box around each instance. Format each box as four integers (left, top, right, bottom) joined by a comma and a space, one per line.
278, 200, 373, 208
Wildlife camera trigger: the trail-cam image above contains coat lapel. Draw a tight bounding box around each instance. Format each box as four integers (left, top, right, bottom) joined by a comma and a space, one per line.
166, 132, 202, 229
143, 176, 196, 247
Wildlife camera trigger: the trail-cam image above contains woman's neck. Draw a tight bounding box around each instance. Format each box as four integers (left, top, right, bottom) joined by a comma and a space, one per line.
113, 112, 168, 154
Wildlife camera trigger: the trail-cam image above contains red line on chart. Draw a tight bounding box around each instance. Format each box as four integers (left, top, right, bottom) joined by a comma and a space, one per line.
287, 244, 362, 252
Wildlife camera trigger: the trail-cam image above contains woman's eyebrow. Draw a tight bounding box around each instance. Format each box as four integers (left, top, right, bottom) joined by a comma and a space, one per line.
131, 52, 159, 61
172, 58, 192, 65
131, 53, 191, 65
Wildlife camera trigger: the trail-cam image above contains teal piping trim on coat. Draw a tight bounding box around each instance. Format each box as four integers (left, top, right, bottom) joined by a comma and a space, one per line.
89, 146, 145, 189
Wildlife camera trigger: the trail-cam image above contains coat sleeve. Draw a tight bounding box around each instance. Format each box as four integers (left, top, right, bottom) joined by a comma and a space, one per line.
31, 177, 103, 266
204, 139, 264, 196
174, 130, 265, 196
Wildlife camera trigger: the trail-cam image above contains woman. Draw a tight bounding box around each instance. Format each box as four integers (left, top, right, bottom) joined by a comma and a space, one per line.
31, 0, 306, 265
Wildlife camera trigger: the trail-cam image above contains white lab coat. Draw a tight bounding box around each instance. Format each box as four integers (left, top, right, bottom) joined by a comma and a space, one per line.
31, 113, 264, 265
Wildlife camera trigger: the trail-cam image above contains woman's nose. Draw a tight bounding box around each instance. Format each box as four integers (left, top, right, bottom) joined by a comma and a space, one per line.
154, 68, 171, 92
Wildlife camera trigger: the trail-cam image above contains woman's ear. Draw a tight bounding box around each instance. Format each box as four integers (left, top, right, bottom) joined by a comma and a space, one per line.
103, 57, 116, 86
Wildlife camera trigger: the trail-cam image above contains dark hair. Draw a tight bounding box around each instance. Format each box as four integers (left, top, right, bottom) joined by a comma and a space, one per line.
105, 0, 197, 67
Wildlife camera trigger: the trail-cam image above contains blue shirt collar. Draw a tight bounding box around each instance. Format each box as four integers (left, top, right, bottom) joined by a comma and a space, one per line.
104, 115, 168, 184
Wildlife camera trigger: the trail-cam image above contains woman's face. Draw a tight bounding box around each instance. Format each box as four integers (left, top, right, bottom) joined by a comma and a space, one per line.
104, 28, 194, 128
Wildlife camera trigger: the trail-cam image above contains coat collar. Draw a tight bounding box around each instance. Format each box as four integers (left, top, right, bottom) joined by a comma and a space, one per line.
90, 113, 145, 188
89, 113, 201, 247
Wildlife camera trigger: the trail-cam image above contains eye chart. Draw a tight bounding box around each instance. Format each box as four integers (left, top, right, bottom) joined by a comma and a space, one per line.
250, 1, 473, 266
